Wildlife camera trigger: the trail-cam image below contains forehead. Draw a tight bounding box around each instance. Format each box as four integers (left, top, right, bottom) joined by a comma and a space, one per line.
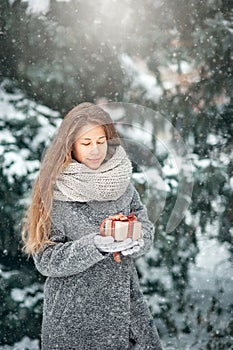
76, 124, 106, 139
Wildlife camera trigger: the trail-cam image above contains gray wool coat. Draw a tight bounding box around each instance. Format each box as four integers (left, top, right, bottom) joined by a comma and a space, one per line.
33, 183, 163, 350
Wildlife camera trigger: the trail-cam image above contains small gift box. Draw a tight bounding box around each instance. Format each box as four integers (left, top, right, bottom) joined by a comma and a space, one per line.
100, 212, 142, 241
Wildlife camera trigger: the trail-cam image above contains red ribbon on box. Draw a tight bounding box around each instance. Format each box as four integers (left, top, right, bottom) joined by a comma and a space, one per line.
99, 212, 137, 263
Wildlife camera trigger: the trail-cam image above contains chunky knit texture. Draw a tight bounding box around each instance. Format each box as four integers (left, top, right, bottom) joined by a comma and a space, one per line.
53, 145, 132, 202
34, 183, 163, 349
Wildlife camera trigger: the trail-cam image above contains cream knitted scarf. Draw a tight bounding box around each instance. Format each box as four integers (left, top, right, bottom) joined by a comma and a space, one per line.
53, 145, 132, 202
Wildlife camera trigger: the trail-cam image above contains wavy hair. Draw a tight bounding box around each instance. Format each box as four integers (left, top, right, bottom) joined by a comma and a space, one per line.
22, 102, 122, 255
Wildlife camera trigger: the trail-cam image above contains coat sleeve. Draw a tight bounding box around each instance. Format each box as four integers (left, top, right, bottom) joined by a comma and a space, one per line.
33, 203, 106, 278
130, 186, 155, 258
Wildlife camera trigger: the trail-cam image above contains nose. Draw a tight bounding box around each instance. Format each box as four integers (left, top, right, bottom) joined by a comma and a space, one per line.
90, 142, 100, 155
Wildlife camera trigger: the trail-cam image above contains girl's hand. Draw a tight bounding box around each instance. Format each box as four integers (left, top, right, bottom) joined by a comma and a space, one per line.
121, 239, 144, 256
94, 235, 138, 253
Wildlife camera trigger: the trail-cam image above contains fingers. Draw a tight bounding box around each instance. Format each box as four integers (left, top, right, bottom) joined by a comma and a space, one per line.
115, 238, 133, 251
121, 239, 144, 256
121, 245, 141, 256
138, 239, 144, 248
94, 235, 134, 252
102, 239, 134, 252
94, 235, 114, 246
94, 234, 144, 255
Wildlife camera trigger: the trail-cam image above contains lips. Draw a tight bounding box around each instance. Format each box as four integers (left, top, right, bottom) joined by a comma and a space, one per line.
88, 158, 101, 162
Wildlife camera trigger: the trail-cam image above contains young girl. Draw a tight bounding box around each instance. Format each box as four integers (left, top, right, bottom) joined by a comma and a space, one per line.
22, 102, 163, 350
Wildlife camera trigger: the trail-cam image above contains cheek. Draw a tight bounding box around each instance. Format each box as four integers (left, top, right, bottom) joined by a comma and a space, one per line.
73, 145, 86, 162
103, 143, 108, 155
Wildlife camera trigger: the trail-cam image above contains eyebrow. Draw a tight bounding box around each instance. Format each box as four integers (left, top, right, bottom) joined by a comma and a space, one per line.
80, 135, 106, 140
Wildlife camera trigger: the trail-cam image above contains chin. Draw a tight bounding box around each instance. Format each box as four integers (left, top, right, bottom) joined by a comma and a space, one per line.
88, 165, 100, 170
86, 160, 104, 170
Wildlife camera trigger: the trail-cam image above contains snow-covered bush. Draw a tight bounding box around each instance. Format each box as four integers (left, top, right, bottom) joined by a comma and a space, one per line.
0, 78, 61, 256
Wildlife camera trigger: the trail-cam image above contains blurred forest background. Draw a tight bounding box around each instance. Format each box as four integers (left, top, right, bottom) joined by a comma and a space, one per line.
0, 0, 232, 349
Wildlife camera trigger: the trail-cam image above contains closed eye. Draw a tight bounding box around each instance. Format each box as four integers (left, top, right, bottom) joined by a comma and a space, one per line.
81, 141, 106, 146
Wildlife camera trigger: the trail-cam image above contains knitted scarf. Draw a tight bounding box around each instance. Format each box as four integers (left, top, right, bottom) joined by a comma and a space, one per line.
53, 145, 132, 202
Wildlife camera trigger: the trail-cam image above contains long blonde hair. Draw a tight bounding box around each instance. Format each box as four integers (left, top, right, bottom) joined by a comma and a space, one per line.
22, 102, 122, 255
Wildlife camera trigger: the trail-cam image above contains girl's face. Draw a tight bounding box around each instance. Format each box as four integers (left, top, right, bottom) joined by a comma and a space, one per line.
72, 124, 108, 170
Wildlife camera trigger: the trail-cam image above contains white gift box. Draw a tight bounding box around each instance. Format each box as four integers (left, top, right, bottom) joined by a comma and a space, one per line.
100, 213, 142, 241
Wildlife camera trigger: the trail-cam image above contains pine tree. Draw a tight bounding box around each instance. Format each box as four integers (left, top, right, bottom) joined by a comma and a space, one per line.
1, 0, 125, 114
0, 78, 61, 258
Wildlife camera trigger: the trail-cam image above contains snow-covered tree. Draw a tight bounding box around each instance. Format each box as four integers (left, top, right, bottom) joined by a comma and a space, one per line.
0, 77, 61, 345
0, 78, 61, 257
